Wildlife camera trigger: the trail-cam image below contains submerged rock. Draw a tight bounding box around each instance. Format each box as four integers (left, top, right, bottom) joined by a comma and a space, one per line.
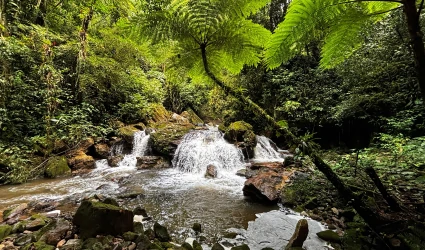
136, 156, 170, 170
44, 156, 71, 178
205, 164, 218, 178
73, 200, 134, 239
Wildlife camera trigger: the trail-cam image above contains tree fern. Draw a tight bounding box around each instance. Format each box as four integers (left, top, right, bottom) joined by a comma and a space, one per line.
133, 0, 270, 79
265, 0, 401, 69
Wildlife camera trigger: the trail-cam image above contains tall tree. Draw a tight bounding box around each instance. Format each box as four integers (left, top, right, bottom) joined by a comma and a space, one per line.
265, 0, 425, 106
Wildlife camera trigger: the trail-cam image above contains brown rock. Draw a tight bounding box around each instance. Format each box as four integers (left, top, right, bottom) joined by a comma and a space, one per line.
108, 155, 124, 167
205, 164, 218, 178
3, 203, 28, 223
243, 170, 294, 202
57, 239, 66, 248
94, 143, 110, 159
285, 219, 309, 249
41, 218, 71, 245
67, 151, 95, 170
249, 162, 284, 170
135, 156, 170, 170
171, 113, 190, 124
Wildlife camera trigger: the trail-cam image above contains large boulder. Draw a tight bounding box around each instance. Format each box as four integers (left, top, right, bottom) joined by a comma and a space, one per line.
243, 168, 294, 203
224, 121, 257, 159
67, 151, 95, 172
44, 156, 71, 178
153, 222, 170, 242
150, 122, 194, 157
136, 156, 170, 170
73, 200, 134, 239
171, 113, 190, 124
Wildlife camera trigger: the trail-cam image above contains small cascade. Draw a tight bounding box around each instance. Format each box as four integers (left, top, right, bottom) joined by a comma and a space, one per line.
117, 131, 151, 168
254, 135, 284, 162
110, 142, 124, 156
172, 129, 245, 175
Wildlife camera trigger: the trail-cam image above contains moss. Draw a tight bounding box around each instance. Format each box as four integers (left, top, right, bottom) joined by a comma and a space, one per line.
161, 242, 175, 249
218, 124, 227, 133
118, 125, 140, 143
150, 104, 171, 124
230, 244, 250, 250
22, 241, 55, 250
182, 242, 194, 250
123, 231, 139, 241
44, 156, 71, 178
150, 122, 194, 156
317, 230, 341, 243
148, 242, 164, 250
91, 201, 121, 210
193, 240, 203, 250
0, 225, 12, 241
12, 221, 27, 233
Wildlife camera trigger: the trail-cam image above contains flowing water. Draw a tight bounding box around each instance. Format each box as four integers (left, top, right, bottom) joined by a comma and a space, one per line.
0, 129, 284, 241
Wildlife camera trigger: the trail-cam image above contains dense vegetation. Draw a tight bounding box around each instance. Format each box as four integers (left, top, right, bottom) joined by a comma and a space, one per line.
1, 0, 425, 248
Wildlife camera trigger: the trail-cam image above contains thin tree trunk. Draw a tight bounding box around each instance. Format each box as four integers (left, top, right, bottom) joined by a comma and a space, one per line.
365, 166, 402, 212
403, 0, 425, 107
0, 0, 8, 36
200, 43, 390, 230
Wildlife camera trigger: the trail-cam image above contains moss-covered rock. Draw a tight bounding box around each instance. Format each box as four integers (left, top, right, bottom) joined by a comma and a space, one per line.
181, 108, 204, 125
149, 105, 171, 124
134, 222, 144, 234
44, 156, 71, 178
211, 243, 225, 250
61, 239, 84, 250
22, 241, 55, 250
182, 242, 194, 250
118, 125, 141, 143
73, 200, 134, 239
153, 222, 170, 242
150, 122, 194, 157
193, 240, 203, 250
224, 121, 257, 159
317, 230, 341, 243
0, 225, 12, 241
230, 244, 250, 250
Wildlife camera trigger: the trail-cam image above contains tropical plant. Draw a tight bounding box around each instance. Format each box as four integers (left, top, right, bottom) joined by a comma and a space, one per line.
265, 0, 425, 106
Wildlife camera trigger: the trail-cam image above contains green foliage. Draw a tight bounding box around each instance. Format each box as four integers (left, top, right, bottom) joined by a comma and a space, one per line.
265, 0, 401, 69
134, 0, 271, 79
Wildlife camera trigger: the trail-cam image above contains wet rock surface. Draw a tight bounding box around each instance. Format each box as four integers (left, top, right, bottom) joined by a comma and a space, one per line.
245, 210, 326, 250
136, 156, 170, 170
73, 200, 134, 239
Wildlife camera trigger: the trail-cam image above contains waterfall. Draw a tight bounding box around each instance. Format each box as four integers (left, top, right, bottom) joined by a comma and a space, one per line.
117, 131, 151, 168
172, 129, 245, 175
254, 135, 283, 162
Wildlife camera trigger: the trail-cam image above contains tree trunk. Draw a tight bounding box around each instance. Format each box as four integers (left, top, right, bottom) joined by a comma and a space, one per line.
365, 166, 402, 212
0, 0, 8, 36
403, 0, 425, 106
200, 43, 390, 231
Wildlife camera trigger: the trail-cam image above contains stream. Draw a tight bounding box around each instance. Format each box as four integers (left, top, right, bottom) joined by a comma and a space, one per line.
0, 128, 327, 249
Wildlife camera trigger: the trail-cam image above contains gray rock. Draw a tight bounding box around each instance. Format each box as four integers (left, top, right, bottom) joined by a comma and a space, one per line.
245, 211, 326, 250
61, 239, 84, 250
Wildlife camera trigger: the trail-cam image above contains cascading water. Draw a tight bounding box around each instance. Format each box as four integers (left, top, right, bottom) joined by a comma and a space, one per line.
172, 129, 245, 175
98, 130, 151, 170
254, 135, 284, 162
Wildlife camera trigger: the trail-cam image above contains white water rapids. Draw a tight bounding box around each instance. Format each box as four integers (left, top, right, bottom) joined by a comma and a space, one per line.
0, 128, 320, 247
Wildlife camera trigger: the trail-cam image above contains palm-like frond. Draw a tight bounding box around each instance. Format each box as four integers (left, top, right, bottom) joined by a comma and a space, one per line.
133, 0, 270, 78
265, 0, 401, 69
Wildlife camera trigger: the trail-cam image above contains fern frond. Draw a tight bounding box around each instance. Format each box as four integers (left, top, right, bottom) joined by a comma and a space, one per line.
320, 10, 370, 68
265, 0, 402, 69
